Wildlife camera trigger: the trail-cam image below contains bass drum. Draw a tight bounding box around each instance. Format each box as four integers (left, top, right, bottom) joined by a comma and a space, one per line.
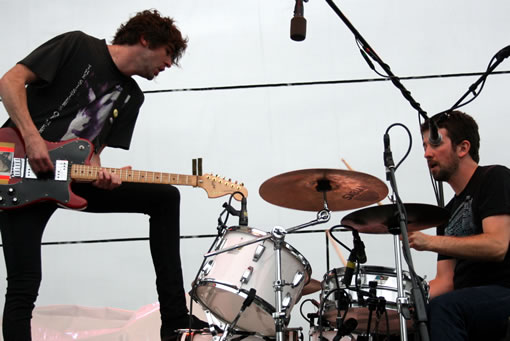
193, 226, 311, 336
321, 265, 413, 335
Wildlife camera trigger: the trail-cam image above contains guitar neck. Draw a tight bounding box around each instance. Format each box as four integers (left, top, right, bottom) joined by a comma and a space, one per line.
71, 164, 199, 187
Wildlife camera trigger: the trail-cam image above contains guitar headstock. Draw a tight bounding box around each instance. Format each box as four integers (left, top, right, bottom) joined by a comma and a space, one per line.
198, 174, 248, 201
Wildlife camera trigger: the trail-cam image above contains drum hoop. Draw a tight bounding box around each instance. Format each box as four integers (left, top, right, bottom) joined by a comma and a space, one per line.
227, 225, 312, 279
193, 279, 276, 316
326, 265, 411, 278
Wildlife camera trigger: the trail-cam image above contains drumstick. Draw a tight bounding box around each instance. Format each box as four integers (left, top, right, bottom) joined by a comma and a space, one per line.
341, 158, 383, 206
326, 229, 347, 266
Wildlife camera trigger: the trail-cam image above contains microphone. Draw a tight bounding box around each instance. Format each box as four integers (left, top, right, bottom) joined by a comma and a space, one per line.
239, 197, 248, 226
428, 118, 442, 146
341, 245, 357, 288
383, 133, 395, 169
290, 0, 307, 41
383, 132, 395, 180
242, 288, 256, 309
496, 45, 510, 61
352, 230, 367, 264
342, 230, 366, 287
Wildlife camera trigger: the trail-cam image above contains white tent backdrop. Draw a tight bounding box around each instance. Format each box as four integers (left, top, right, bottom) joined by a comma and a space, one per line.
1, 0, 510, 338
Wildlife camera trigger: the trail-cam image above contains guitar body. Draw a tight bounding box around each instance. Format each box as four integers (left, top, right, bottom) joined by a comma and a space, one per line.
0, 127, 93, 210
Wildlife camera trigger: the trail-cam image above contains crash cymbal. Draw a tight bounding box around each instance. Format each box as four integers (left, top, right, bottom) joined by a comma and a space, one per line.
301, 278, 322, 296
259, 169, 388, 211
341, 203, 449, 234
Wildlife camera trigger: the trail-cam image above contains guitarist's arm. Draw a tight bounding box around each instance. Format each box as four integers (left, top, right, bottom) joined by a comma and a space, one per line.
0, 64, 54, 174
89, 145, 131, 190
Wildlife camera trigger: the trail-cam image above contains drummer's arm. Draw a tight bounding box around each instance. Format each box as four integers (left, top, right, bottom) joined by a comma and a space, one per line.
410, 216, 510, 261
428, 259, 455, 300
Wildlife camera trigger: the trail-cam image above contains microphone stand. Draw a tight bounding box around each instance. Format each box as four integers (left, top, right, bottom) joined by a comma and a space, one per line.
324, 0, 448, 211
385, 157, 429, 341
324, 0, 429, 122
444, 45, 510, 114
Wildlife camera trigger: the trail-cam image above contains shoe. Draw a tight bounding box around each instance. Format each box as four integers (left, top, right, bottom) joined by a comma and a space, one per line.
161, 334, 179, 341
161, 314, 210, 340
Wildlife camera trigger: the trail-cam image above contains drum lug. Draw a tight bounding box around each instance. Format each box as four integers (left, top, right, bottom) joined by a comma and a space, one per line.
215, 238, 227, 251
240, 266, 254, 284
253, 244, 266, 262
201, 259, 215, 277
282, 293, 292, 310
291, 271, 305, 288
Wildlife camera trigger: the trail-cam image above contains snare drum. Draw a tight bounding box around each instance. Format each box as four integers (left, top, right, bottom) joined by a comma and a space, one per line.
193, 226, 311, 336
321, 265, 413, 334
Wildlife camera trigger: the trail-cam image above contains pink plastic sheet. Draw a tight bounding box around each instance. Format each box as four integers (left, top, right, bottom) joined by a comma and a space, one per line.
0, 295, 209, 340
29, 303, 161, 340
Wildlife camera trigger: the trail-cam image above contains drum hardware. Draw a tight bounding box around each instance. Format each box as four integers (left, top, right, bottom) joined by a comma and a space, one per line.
189, 191, 249, 338
203, 309, 221, 338
341, 202, 447, 340
361, 281, 387, 340
193, 210, 329, 338
369, 127, 435, 341
342, 202, 446, 341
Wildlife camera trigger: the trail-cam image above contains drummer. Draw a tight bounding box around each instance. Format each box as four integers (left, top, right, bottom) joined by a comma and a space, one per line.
409, 110, 510, 340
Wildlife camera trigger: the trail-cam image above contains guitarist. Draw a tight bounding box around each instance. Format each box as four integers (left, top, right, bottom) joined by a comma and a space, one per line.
0, 10, 207, 341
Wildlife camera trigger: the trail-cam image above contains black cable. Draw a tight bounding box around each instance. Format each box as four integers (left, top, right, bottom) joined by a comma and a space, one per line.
298, 298, 316, 324
328, 224, 353, 252
384, 123, 413, 171
134, 70, 510, 95
0, 228, 332, 248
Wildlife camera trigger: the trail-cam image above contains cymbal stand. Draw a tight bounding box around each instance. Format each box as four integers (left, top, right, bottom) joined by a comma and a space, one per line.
271, 225, 287, 341
389, 226, 411, 341
272, 190, 332, 341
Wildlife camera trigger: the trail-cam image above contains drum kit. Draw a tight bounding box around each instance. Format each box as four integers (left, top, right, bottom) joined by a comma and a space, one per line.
189, 168, 448, 341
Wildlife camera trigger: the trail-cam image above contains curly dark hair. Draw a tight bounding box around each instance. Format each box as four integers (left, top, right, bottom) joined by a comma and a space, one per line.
113, 9, 188, 66
421, 110, 480, 163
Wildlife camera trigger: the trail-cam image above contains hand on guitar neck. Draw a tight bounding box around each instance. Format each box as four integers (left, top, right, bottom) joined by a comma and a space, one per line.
88, 150, 131, 190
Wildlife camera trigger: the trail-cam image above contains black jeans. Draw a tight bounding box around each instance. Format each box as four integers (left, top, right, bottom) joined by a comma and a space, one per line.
428, 285, 510, 341
0, 182, 188, 340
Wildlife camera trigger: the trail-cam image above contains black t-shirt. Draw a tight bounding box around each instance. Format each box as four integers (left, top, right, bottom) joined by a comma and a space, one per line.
437, 165, 510, 289
4, 31, 144, 150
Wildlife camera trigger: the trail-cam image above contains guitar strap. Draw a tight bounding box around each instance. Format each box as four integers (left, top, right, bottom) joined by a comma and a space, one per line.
92, 80, 133, 153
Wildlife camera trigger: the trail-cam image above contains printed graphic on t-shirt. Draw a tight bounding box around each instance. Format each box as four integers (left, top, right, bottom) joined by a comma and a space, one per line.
61, 83, 123, 141
445, 196, 476, 237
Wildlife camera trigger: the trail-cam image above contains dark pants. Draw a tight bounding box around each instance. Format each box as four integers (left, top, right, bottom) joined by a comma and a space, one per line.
428, 285, 510, 341
0, 182, 188, 340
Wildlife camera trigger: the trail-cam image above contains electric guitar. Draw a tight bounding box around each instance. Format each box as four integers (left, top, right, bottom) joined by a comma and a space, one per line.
0, 127, 248, 210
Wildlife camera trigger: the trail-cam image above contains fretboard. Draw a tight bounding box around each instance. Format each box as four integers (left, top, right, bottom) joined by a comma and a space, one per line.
71, 164, 199, 186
